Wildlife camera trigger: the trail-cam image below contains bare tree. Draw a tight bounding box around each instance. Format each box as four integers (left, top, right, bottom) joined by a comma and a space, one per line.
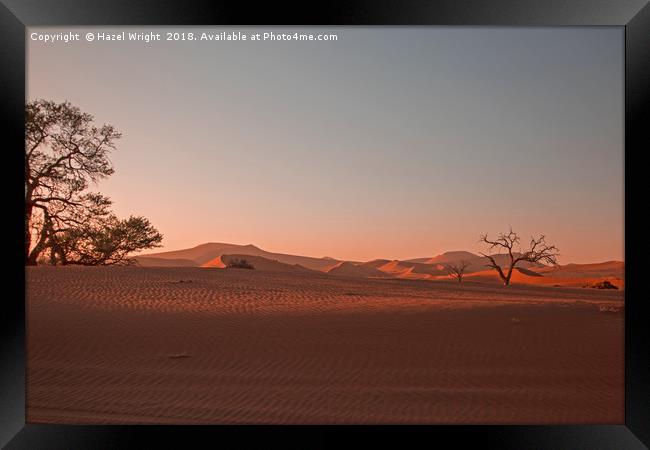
479, 228, 559, 286
444, 260, 470, 282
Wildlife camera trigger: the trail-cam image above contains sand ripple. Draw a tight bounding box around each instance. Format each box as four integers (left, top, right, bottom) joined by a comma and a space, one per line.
27, 267, 623, 424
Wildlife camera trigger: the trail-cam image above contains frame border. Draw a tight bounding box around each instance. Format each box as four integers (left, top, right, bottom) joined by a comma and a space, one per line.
2, 1, 648, 448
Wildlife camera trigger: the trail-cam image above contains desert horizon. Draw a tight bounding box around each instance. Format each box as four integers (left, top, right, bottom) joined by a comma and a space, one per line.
133, 240, 625, 289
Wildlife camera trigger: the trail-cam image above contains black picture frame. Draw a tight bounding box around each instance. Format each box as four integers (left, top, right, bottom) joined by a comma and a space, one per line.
1, 1, 648, 448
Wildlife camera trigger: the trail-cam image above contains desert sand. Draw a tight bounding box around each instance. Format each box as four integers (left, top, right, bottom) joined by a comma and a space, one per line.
27, 265, 623, 424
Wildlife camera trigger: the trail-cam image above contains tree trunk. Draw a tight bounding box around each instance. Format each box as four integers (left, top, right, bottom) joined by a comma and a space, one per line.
25, 203, 34, 265
27, 239, 46, 266
27, 212, 52, 265
500, 261, 516, 286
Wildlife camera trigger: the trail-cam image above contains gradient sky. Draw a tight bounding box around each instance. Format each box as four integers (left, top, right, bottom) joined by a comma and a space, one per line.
28, 27, 624, 263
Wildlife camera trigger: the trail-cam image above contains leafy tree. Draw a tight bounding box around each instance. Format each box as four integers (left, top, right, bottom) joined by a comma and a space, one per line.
25, 99, 162, 265
52, 215, 163, 265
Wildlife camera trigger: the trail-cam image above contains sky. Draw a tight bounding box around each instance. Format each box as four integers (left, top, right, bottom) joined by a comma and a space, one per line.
27, 27, 624, 263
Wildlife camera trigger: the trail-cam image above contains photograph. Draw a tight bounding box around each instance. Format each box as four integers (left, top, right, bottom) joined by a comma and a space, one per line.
23, 26, 627, 425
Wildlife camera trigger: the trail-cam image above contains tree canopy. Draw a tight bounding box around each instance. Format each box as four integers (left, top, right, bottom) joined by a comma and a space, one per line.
26, 99, 162, 265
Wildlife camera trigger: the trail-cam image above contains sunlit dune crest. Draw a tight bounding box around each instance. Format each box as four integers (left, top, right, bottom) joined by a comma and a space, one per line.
200, 255, 226, 268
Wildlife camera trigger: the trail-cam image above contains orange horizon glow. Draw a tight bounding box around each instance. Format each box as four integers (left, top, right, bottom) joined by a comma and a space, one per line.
137, 236, 624, 266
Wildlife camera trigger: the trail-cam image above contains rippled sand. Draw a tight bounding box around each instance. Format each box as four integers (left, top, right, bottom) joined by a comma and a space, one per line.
27, 266, 624, 424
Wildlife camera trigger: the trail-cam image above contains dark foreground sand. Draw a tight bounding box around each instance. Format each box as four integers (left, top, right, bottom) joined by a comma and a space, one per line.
27, 266, 624, 424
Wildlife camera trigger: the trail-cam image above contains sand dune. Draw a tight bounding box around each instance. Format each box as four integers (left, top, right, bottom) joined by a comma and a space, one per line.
200, 255, 227, 268
361, 259, 391, 268
27, 266, 623, 424
377, 253, 546, 279
374, 260, 413, 276
139, 243, 263, 266
537, 261, 624, 278
373, 260, 447, 279
535, 261, 624, 289
216, 254, 318, 274
405, 251, 542, 274
407, 251, 480, 265
138, 242, 338, 272
327, 261, 390, 278
135, 242, 623, 288
515, 267, 543, 277
401, 255, 624, 288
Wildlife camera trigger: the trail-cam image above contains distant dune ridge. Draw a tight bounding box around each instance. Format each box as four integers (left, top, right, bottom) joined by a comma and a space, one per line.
215, 254, 317, 274
137, 243, 339, 272
326, 261, 391, 278
406, 250, 480, 265
135, 243, 624, 288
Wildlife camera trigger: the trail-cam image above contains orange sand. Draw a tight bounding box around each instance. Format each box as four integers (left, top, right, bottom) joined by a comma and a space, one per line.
27, 266, 624, 424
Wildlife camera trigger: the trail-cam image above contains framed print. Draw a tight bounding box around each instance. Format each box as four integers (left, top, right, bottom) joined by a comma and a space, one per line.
2, 0, 649, 448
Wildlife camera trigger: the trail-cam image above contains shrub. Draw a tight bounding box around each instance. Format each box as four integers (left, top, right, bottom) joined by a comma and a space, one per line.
585, 280, 618, 290
226, 258, 255, 269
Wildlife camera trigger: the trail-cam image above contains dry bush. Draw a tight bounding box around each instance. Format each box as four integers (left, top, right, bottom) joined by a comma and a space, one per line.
226, 258, 255, 270
585, 280, 618, 290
